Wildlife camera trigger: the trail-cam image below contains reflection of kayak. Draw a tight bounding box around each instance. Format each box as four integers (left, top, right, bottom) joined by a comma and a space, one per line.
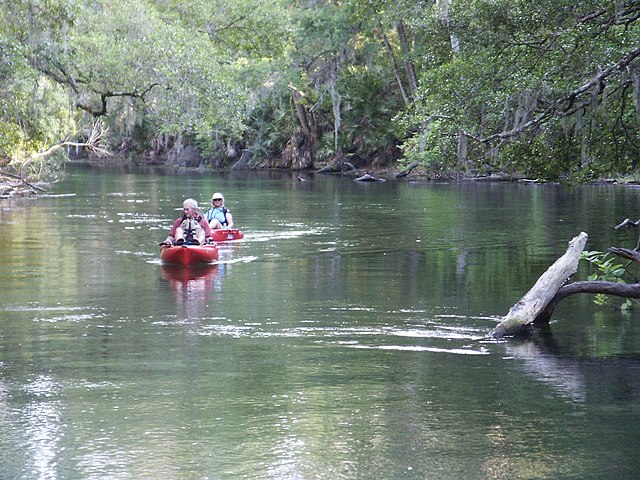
211, 228, 244, 242
160, 244, 219, 265
161, 263, 219, 282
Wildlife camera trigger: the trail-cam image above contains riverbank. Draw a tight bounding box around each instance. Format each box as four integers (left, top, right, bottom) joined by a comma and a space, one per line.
1, 158, 636, 198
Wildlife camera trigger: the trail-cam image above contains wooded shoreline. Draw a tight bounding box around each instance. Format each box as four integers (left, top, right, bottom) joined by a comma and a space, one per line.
2, 1, 639, 190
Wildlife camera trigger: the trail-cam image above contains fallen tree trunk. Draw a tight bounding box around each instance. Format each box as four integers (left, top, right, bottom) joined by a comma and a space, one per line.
354, 173, 383, 182
0, 171, 47, 193
316, 161, 355, 174
395, 161, 419, 178
490, 232, 588, 338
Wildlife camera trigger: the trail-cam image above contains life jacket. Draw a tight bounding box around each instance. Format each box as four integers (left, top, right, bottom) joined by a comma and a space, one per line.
179, 214, 204, 241
207, 207, 229, 226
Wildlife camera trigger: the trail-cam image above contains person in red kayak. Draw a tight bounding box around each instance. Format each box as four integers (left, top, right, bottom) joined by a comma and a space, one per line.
205, 192, 234, 230
163, 198, 213, 246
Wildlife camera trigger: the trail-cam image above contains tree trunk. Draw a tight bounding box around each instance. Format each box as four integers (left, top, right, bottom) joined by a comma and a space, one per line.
490, 232, 588, 338
437, 0, 460, 54
395, 21, 418, 97
286, 85, 316, 170
282, 127, 314, 170
288, 84, 312, 136
380, 29, 410, 106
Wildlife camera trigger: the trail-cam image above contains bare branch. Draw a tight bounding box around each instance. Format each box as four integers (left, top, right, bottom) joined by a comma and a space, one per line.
612, 218, 640, 230
32, 121, 111, 159
535, 280, 640, 324
0, 170, 47, 192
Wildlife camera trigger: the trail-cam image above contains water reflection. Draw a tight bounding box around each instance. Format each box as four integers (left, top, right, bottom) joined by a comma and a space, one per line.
505, 330, 640, 406
160, 264, 223, 319
505, 335, 587, 403
23, 375, 63, 480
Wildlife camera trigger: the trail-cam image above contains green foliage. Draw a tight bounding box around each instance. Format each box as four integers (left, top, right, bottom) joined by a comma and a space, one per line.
2, 0, 640, 179
2, 0, 294, 171
0, 1, 81, 174
581, 250, 634, 309
398, 119, 451, 170
397, 0, 640, 181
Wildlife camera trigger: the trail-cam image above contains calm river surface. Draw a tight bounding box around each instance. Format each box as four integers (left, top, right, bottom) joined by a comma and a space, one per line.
2, 164, 640, 479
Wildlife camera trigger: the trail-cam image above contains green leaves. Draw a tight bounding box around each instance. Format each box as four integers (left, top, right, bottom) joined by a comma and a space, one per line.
396, 0, 640, 180
2, 0, 640, 179
581, 250, 634, 308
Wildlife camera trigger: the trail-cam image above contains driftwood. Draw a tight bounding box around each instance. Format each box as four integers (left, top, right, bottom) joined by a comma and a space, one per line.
0, 170, 47, 192
611, 218, 640, 249
395, 161, 419, 178
316, 161, 355, 174
490, 232, 588, 338
612, 218, 640, 230
354, 173, 384, 182
491, 221, 640, 338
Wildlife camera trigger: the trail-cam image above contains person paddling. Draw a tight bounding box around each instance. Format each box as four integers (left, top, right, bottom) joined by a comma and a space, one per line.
163, 198, 213, 246
205, 192, 234, 230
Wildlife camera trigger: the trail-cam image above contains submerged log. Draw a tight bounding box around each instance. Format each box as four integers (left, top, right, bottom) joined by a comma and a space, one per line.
354, 173, 384, 182
490, 232, 588, 338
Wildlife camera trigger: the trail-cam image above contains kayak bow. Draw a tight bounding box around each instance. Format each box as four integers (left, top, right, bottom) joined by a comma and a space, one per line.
211, 228, 244, 242
160, 244, 219, 265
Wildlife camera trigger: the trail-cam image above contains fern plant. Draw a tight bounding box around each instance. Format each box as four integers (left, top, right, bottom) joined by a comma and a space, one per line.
581, 250, 635, 310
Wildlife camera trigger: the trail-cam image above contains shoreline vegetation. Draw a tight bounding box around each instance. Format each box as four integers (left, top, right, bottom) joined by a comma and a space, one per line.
2, 2, 638, 196
1, 154, 636, 199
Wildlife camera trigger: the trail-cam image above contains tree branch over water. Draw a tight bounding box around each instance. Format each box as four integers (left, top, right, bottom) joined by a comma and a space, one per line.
32, 57, 165, 117
463, 47, 640, 144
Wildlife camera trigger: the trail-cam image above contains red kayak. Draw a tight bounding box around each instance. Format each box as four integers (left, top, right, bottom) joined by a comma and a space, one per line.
160, 244, 219, 265
211, 228, 244, 242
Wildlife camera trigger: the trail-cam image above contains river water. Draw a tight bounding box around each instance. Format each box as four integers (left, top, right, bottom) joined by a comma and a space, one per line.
1, 164, 640, 479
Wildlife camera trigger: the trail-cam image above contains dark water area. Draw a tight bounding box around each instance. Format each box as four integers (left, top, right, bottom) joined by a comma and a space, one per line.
1, 164, 640, 479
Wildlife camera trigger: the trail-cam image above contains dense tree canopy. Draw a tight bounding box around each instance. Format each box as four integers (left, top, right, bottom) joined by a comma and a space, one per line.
1, 0, 639, 183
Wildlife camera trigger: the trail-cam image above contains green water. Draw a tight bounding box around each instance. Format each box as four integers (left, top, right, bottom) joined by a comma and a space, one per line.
1, 164, 640, 479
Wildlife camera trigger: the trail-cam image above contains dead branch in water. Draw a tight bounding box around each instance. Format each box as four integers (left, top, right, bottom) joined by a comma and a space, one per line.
490, 232, 588, 338
492, 225, 640, 338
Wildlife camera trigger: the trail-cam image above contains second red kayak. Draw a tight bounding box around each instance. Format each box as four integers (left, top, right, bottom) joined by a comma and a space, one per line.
160, 244, 219, 265
211, 228, 244, 242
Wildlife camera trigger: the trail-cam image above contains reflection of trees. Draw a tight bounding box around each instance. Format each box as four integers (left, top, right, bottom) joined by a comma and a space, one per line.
0, 374, 63, 479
